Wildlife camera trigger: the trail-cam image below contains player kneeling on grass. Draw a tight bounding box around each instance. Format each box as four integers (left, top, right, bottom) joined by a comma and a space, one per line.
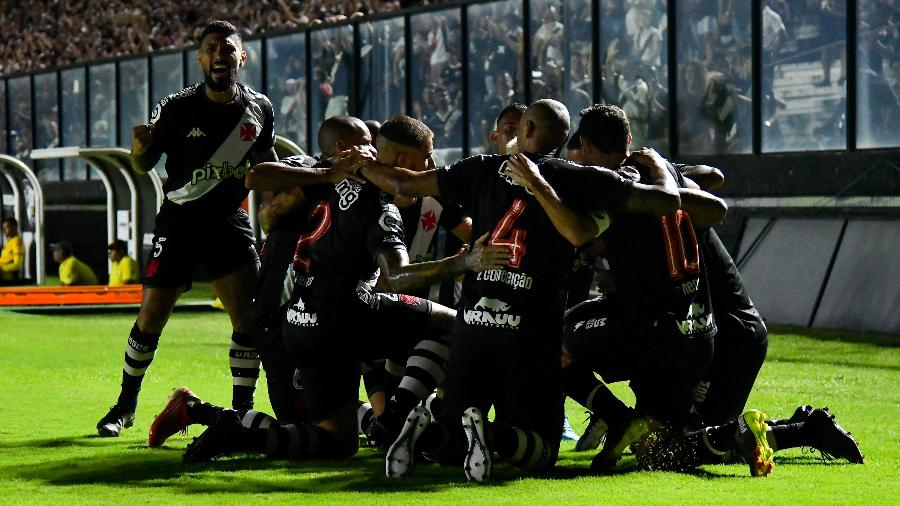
551, 105, 863, 476
147, 116, 510, 463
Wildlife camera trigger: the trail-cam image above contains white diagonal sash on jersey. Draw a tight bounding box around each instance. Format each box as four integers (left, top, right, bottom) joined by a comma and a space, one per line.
409, 197, 443, 260
407, 197, 444, 301
166, 100, 264, 204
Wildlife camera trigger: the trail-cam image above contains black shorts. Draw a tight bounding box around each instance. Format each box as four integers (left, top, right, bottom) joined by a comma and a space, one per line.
248, 227, 302, 333
282, 285, 438, 423
144, 208, 259, 290
441, 325, 564, 445
690, 305, 767, 426
563, 294, 714, 427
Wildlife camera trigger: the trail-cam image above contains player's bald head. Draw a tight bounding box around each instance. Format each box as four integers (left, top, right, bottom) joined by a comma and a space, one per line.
317, 116, 371, 157
517, 99, 570, 153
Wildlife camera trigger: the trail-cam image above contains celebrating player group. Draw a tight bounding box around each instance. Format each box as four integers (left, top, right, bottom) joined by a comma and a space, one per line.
96, 20, 863, 482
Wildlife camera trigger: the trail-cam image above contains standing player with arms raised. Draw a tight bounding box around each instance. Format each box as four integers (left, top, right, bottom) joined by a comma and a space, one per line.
96, 20, 277, 437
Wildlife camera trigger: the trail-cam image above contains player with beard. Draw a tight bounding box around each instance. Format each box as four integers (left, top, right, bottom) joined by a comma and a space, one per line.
147, 117, 373, 445
346, 99, 680, 482
97, 21, 277, 437
175, 116, 510, 463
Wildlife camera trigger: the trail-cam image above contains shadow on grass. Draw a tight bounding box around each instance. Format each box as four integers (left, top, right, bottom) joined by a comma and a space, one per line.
0, 444, 745, 493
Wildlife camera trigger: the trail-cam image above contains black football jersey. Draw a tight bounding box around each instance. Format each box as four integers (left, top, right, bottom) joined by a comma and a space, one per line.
437, 153, 634, 335
603, 158, 717, 341
287, 179, 406, 299
148, 83, 275, 219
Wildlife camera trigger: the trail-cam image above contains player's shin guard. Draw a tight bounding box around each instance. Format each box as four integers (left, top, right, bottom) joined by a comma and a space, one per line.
391, 338, 450, 415
229, 331, 261, 411
117, 323, 160, 410
490, 423, 557, 472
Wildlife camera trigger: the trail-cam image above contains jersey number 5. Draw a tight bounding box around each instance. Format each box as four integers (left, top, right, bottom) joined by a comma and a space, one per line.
490, 199, 527, 269
660, 209, 700, 281
292, 200, 332, 273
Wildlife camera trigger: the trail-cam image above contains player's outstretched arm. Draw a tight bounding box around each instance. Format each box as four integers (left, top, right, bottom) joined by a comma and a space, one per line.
375, 234, 510, 294
504, 154, 604, 246
129, 124, 162, 175
623, 148, 681, 216
679, 177, 728, 229
245, 161, 360, 191
676, 164, 724, 190
340, 146, 440, 198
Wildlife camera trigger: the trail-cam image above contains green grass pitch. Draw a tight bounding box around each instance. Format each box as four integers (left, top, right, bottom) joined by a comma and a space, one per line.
0, 308, 898, 504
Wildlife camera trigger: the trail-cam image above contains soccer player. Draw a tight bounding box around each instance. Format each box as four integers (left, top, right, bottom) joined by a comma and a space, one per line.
96, 20, 277, 437
350, 99, 679, 482
489, 101, 580, 442
51, 242, 98, 286
243, 115, 373, 425
175, 115, 509, 463
0, 217, 25, 283
506, 104, 729, 472
107, 240, 139, 286
358, 118, 474, 441
541, 105, 862, 475
490, 103, 526, 155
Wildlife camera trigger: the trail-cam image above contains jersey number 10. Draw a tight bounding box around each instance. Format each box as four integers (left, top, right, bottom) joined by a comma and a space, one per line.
489, 199, 527, 269
660, 209, 700, 281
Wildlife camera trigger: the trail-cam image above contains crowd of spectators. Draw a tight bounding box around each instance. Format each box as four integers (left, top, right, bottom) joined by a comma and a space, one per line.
3, 0, 897, 159
0, 1, 443, 76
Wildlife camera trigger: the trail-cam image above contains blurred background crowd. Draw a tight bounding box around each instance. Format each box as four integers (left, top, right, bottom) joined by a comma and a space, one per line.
0, 0, 441, 75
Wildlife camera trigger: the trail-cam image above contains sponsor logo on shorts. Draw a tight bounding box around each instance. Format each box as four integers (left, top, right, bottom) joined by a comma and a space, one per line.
476, 268, 533, 290
286, 296, 318, 327
336, 179, 362, 210
463, 297, 521, 329
190, 161, 250, 185
187, 127, 206, 138
574, 317, 606, 331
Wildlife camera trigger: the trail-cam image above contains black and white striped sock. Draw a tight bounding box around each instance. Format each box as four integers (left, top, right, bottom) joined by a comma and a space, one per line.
117, 323, 160, 410
241, 409, 278, 429
492, 424, 556, 471
390, 338, 449, 414
230, 331, 260, 411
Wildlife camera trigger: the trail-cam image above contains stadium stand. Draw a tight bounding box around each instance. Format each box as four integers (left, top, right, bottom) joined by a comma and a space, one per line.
0, 1, 445, 75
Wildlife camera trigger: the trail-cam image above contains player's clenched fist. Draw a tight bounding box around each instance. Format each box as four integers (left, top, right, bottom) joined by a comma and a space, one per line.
131, 123, 155, 156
